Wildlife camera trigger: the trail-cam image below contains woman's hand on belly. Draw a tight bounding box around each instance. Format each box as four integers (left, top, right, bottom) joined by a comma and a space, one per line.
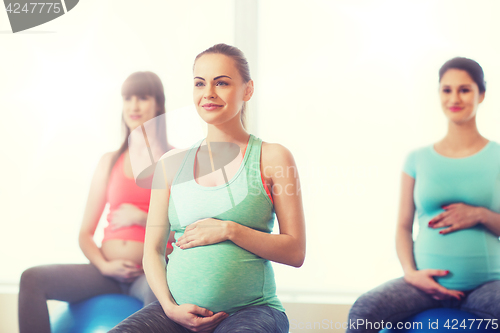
168, 304, 228, 332
176, 218, 230, 250
109, 203, 148, 230
404, 269, 465, 300
428, 203, 482, 235
99, 259, 143, 283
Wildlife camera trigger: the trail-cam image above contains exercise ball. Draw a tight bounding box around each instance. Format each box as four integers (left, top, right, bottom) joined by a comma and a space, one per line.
50, 294, 143, 333
380, 308, 497, 332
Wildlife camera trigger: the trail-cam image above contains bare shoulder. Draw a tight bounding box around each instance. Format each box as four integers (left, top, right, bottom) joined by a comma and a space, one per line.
159, 147, 188, 160
95, 151, 118, 173
261, 141, 296, 168
156, 147, 192, 187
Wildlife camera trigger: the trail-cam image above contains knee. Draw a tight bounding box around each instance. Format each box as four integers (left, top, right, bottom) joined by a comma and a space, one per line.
19, 266, 46, 292
349, 291, 381, 321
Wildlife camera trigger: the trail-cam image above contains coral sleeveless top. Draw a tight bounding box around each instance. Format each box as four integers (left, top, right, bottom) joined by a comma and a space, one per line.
166, 134, 285, 314
103, 152, 150, 243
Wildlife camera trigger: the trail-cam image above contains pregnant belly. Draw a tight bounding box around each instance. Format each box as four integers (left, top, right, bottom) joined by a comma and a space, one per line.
167, 240, 268, 314
101, 240, 144, 266
415, 225, 500, 291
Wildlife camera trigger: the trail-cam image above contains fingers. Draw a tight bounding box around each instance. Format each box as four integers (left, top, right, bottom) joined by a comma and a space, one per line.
438, 226, 456, 235
176, 234, 195, 249
194, 312, 229, 332
122, 260, 141, 269
191, 305, 214, 317
429, 269, 449, 277
428, 212, 448, 227
434, 286, 464, 301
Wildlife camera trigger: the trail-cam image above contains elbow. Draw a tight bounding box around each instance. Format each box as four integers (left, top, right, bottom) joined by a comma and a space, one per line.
290, 249, 305, 268
78, 230, 90, 249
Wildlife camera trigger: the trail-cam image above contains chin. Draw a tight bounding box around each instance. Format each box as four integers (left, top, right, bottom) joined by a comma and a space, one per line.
446, 115, 475, 125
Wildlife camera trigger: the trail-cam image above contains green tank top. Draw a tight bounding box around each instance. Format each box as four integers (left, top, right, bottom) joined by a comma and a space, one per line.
166, 134, 285, 314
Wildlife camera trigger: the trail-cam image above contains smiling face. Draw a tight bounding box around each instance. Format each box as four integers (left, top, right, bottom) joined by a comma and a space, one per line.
193, 53, 253, 126
122, 94, 159, 131
439, 69, 485, 124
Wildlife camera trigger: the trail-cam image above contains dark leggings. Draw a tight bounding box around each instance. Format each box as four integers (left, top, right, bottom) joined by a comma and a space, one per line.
347, 277, 500, 333
18, 263, 157, 333
109, 302, 289, 333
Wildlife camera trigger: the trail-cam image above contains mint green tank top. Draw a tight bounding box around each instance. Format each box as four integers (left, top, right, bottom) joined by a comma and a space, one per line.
403, 141, 500, 291
166, 134, 285, 314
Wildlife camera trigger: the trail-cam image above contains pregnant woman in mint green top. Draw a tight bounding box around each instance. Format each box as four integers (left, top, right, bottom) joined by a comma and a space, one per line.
347, 57, 500, 333
110, 44, 305, 333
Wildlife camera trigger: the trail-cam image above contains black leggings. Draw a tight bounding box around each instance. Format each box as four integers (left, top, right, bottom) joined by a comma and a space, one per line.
18, 263, 156, 333
347, 277, 500, 333
109, 302, 289, 333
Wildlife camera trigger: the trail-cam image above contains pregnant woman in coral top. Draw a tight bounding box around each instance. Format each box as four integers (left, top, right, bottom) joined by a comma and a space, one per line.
110, 44, 306, 333
347, 57, 500, 332
18, 71, 173, 333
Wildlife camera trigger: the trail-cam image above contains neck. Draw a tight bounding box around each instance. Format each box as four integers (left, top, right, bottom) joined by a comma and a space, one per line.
206, 115, 250, 145
441, 117, 485, 149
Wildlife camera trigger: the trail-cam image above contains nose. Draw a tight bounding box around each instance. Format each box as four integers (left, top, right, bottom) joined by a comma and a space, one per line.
130, 96, 140, 110
203, 84, 216, 100
450, 90, 461, 104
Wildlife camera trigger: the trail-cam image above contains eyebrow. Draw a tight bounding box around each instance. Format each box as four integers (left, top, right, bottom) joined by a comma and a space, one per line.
441, 84, 473, 88
194, 75, 232, 81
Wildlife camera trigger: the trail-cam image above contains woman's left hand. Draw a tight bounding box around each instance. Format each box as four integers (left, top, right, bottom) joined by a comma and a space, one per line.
428, 203, 483, 234
176, 218, 230, 249
110, 203, 148, 230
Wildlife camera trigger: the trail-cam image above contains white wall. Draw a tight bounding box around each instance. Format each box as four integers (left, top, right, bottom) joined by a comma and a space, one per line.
0, 0, 232, 282
257, 0, 500, 295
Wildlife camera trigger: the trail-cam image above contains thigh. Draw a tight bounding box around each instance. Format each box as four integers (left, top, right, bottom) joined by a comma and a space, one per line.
21, 263, 122, 302
213, 305, 289, 333
128, 273, 158, 305
347, 277, 440, 333
461, 280, 500, 319
109, 301, 192, 333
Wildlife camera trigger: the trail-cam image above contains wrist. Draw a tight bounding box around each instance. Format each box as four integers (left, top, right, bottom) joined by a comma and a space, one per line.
161, 301, 178, 317
476, 207, 490, 225
94, 258, 109, 274
402, 267, 417, 278
224, 220, 238, 241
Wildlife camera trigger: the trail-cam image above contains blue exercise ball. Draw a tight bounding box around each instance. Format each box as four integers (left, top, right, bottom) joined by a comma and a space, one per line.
380, 308, 497, 332
50, 294, 143, 333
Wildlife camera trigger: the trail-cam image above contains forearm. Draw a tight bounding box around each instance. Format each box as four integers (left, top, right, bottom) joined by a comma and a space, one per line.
226, 221, 305, 267
143, 251, 177, 315
395, 226, 417, 275
479, 207, 500, 237
78, 233, 108, 271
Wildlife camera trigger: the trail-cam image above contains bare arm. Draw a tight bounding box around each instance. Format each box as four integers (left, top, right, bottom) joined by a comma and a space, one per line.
480, 208, 500, 236
78, 152, 114, 271
228, 143, 305, 267
395, 173, 418, 275
142, 168, 176, 311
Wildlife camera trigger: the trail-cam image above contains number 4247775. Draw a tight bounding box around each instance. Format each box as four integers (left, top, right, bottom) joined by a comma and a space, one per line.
6, 3, 62, 14
444, 318, 498, 330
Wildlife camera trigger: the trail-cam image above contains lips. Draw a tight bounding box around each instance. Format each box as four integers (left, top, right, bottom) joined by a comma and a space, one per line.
449, 106, 463, 112
129, 115, 141, 120
202, 103, 223, 111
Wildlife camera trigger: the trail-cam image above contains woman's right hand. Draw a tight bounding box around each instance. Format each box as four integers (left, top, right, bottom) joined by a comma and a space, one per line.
167, 304, 228, 333
98, 259, 143, 283
404, 269, 465, 301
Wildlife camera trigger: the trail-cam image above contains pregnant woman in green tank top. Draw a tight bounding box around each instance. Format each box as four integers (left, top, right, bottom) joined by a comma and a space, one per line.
110, 44, 306, 333
347, 58, 500, 333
